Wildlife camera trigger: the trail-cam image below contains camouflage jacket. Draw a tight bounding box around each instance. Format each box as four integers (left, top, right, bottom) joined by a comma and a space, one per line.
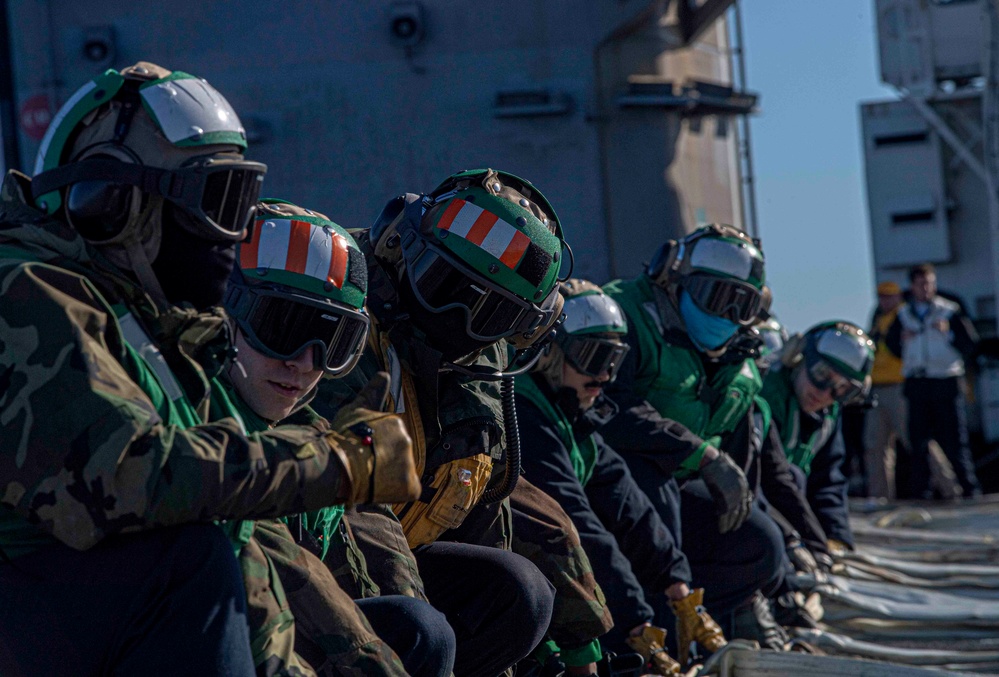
0, 170, 348, 559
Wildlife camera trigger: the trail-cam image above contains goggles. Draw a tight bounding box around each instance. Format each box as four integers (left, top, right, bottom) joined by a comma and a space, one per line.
226, 284, 370, 376
805, 359, 865, 404
682, 273, 764, 325
404, 236, 561, 342
33, 156, 266, 243
561, 335, 630, 381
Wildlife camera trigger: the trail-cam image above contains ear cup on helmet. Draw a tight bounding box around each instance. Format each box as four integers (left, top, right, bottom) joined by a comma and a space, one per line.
780, 333, 806, 368
646, 239, 679, 289
64, 179, 143, 243
508, 290, 564, 350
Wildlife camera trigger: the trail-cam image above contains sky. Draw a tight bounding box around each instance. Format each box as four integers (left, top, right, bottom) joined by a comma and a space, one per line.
739, 2, 896, 334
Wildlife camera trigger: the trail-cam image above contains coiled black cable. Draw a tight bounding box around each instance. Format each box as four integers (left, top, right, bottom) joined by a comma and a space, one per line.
482, 375, 520, 503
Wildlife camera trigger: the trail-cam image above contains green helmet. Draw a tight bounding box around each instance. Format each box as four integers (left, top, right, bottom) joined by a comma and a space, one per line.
555, 279, 629, 381
372, 168, 566, 351
31, 62, 263, 242
225, 200, 369, 377
647, 223, 766, 326
799, 321, 875, 404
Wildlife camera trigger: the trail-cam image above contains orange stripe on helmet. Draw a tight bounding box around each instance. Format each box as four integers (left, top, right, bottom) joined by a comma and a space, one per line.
499, 230, 530, 269
436, 198, 466, 230
240, 220, 263, 269
328, 233, 348, 288
286, 220, 312, 274
465, 210, 499, 246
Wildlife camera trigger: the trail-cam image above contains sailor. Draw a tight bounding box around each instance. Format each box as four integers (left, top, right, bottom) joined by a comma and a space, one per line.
516, 279, 728, 674
0, 63, 416, 675
314, 169, 606, 677
221, 199, 455, 676
602, 224, 828, 650
760, 321, 874, 557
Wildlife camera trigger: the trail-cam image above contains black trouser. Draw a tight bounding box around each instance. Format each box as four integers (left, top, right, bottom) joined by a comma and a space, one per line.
678, 481, 785, 616
358, 596, 457, 677
0, 524, 254, 677
415, 541, 555, 677
905, 376, 981, 498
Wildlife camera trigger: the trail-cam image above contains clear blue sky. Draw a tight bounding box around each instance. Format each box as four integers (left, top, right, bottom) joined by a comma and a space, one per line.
741, 2, 895, 334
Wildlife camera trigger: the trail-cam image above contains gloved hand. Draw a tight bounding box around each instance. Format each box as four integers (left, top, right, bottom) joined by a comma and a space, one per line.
786, 539, 820, 574
328, 372, 420, 505
625, 625, 680, 675
827, 538, 851, 554
669, 588, 726, 666
700, 452, 753, 533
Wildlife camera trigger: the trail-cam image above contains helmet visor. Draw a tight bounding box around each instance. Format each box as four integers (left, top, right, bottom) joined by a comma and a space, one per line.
407, 242, 560, 342
683, 273, 763, 325
814, 330, 870, 375
805, 360, 865, 404
562, 335, 630, 381
140, 76, 246, 146
229, 285, 369, 376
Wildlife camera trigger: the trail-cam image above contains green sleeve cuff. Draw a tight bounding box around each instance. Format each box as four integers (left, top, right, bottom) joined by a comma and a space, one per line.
560, 639, 604, 667
677, 436, 720, 477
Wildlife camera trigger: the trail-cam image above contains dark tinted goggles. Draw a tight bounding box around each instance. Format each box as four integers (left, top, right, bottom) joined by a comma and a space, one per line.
805, 360, 864, 404
227, 285, 369, 376
683, 273, 763, 325
33, 156, 266, 243
562, 335, 630, 381
405, 241, 560, 342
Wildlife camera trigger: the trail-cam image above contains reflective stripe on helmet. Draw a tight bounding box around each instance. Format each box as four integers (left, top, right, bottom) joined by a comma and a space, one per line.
562, 291, 627, 336
139, 75, 245, 147
241, 219, 349, 289
816, 329, 871, 374
688, 237, 759, 281
437, 198, 531, 269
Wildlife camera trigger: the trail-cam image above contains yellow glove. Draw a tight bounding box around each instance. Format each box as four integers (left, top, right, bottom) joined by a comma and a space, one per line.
670, 588, 727, 666
827, 539, 851, 554
328, 372, 420, 505
625, 625, 680, 675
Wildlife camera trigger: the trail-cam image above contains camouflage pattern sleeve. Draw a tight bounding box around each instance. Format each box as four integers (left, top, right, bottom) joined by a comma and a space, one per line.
0, 260, 348, 551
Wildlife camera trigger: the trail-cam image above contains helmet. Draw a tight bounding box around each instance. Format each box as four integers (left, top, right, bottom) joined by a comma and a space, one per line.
372, 168, 566, 353
556, 279, 629, 380
538, 279, 629, 389
30, 62, 265, 302
647, 224, 766, 326
757, 314, 789, 357
225, 200, 370, 377
789, 321, 875, 405
32, 62, 263, 241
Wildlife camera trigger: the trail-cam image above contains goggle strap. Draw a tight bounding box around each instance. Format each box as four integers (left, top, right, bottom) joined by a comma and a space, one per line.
33, 158, 164, 199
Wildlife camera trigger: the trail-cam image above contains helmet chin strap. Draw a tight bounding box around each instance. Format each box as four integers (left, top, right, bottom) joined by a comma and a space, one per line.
97, 197, 169, 306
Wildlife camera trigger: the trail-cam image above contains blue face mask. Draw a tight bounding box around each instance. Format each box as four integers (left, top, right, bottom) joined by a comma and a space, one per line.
679, 290, 739, 351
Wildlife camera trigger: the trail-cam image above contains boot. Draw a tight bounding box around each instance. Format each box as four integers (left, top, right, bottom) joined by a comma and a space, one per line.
773, 591, 819, 630
669, 588, 727, 666
730, 591, 789, 651
624, 626, 680, 675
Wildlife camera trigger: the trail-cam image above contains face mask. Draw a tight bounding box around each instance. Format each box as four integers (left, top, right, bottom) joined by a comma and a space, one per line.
152, 210, 237, 310
679, 290, 739, 351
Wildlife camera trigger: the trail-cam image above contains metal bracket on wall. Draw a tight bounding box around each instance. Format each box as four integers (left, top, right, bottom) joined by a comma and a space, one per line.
616, 77, 757, 116
493, 90, 574, 118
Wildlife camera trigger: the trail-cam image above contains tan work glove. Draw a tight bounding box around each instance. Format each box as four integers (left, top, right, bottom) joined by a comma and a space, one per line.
625, 625, 680, 675
669, 588, 727, 666
327, 372, 420, 505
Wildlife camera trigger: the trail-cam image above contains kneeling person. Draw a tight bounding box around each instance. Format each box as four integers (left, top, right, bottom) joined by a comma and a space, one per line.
222, 199, 455, 676
517, 280, 727, 673
761, 321, 875, 556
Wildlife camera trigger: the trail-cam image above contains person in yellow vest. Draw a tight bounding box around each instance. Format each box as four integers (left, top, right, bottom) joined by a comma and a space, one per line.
864, 281, 906, 499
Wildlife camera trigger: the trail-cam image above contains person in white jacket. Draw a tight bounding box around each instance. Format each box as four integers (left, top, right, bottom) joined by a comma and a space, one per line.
886, 263, 981, 499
